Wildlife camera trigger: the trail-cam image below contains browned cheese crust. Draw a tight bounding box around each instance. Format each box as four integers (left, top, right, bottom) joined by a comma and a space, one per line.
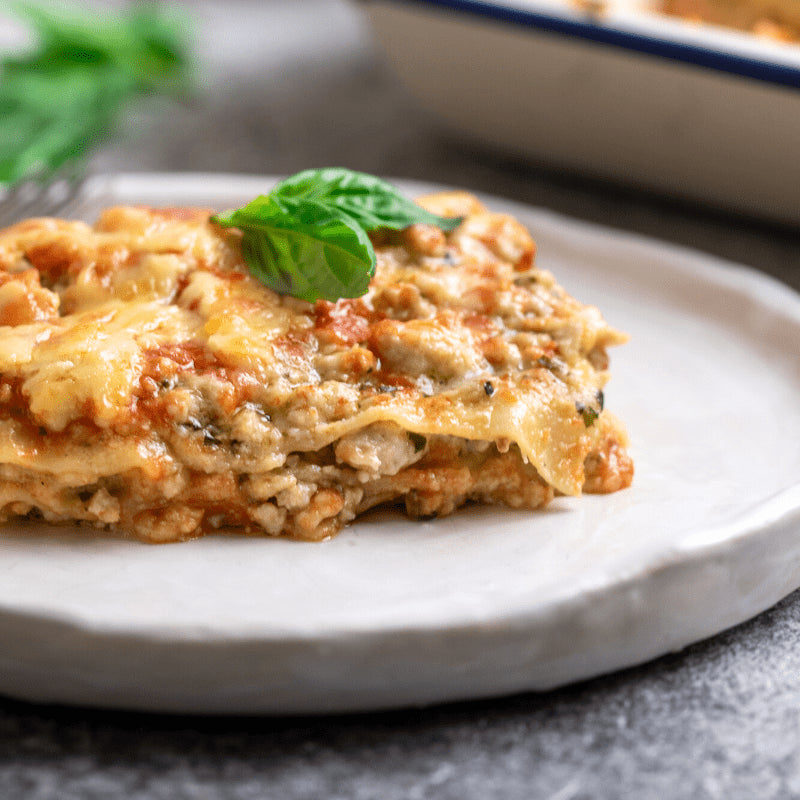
0, 192, 633, 542
662, 0, 800, 40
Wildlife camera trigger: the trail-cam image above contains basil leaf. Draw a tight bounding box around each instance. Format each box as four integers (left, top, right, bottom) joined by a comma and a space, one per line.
214, 197, 375, 303
212, 168, 464, 303
272, 167, 462, 232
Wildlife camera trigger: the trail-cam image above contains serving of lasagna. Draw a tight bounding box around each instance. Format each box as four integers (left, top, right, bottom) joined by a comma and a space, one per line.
0, 191, 632, 542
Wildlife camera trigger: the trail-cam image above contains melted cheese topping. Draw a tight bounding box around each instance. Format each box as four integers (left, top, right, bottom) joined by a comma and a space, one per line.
662, 0, 800, 39
0, 194, 632, 540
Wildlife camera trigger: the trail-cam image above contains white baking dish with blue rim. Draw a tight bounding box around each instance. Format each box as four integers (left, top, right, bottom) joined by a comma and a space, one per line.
360, 0, 800, 224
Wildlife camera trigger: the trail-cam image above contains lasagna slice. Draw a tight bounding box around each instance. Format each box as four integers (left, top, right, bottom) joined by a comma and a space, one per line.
0, 191, 632, 542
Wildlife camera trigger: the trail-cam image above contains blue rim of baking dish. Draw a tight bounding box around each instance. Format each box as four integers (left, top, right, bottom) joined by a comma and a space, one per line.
367, 0, 800, 89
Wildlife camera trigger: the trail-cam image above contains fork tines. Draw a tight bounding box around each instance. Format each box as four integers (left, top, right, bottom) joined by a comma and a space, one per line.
0, 167, 87, 228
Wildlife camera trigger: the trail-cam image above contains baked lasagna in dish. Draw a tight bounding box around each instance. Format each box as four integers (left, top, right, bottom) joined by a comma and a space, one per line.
662, 0, 800, 39
0, 191, 632, 542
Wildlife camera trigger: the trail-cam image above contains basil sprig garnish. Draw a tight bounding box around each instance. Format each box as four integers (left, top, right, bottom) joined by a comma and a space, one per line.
1, 2, 191, 185
211, 168, 462, 302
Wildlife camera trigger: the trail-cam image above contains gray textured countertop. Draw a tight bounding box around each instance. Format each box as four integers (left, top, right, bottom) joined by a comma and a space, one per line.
2, 2, 800, 797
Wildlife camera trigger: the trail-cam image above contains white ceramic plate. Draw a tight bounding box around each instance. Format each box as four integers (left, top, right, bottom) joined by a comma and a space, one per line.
361, 0, 800, 225
1, 173, 799, 714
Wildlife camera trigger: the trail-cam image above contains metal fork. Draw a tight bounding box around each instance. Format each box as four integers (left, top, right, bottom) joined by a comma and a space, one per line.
0, 166, 88, 228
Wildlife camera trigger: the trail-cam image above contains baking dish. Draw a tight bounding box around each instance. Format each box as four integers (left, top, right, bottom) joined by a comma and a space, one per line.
360, 0, 800, 225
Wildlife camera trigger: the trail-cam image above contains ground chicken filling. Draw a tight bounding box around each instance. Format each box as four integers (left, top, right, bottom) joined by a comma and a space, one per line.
0, 191, 633, 542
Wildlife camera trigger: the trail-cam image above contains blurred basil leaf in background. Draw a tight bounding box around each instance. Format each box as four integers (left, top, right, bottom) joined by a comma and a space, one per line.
0, 1, 192, 185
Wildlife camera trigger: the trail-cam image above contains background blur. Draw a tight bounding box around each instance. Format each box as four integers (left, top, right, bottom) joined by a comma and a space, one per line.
1, 0, 797, 279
